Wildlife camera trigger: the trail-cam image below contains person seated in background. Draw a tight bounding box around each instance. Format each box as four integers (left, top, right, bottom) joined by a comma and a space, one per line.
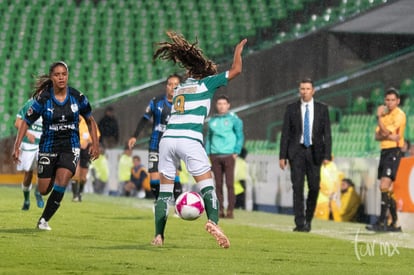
89, 143, 109, 194
329, 178, 361, 222
123, 155, 149, 198
115, 144, 133, 196
314, 159, 342, 221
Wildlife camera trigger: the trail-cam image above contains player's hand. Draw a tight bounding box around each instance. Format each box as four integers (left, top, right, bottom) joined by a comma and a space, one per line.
12, 147, 21, 164
128, 137, 136, 150
377, 105, 387, 117
235, 39, 247, 55
26, 133, 35, 144
279, 159, 287, 170
89, 143, 100, 161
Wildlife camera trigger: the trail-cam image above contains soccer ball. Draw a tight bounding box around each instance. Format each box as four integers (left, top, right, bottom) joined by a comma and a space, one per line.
175, 191, 205, 220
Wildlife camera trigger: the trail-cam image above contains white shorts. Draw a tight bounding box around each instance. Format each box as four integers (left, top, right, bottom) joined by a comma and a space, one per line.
159, 137, 211, 180
16, 149, 38, 172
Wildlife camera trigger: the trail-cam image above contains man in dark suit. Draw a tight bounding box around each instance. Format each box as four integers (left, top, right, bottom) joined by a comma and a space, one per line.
279, 78, 332, 232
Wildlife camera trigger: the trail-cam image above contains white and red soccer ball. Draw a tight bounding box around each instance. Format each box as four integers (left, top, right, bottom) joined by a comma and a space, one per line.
175, 191, 205, 220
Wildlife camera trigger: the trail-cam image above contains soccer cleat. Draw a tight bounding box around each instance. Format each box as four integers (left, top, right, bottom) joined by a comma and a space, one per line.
35, 191, 44, 208
37, 218, 52, 231
21, 201, 30, 211
151, 234, 164, 246
72, 196, 81, 202
205, 220, 230, 249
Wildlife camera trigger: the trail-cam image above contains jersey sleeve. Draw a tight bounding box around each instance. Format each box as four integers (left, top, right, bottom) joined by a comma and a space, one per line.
202, 72, 228, 91
24, 99, 42, 126
143, 98, 155, 120
232, 114, 244, 154
392, 112, 406, 133
78, 93, 92, 118
382, 111, 406, 134
17, 99, 32, 119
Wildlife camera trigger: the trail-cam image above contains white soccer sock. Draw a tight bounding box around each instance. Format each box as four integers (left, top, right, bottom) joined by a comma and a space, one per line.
197, 178, 215, 191
22, 183, 32, 192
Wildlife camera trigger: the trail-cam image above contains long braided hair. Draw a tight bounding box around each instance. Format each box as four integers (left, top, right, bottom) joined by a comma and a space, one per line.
32, 61, 69, 98
153, 31, 217, 79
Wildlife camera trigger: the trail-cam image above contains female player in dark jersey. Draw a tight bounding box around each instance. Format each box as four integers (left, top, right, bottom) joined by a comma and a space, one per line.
128, 74, 182, 200
12, 61, 100, 230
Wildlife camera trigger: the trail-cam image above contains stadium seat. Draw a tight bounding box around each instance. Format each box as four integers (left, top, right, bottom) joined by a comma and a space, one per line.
268, 0, 288, 21
351, 96, 368, 114
400, 78, 414, 96
250, 0, 272, 28
369, 87, 384, 106
306, 14, 326, 32
287, 0, 304, 12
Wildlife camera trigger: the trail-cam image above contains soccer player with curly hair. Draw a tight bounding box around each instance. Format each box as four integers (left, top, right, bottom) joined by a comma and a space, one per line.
151, 32, 247, 248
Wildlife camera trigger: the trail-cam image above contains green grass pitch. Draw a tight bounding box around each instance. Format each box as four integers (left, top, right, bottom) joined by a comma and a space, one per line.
0, 186, 413, 274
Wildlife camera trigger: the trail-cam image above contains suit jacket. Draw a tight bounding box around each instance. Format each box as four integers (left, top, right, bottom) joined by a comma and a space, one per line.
279, 100, 332, 165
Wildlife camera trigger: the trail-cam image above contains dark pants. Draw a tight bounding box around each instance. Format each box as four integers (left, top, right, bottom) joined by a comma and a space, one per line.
289, 146, 321, 227
235, 193, 245, 209
210, 154, 236, 215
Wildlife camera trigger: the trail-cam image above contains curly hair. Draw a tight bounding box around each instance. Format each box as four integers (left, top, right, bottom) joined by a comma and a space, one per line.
153, 31, 217, 79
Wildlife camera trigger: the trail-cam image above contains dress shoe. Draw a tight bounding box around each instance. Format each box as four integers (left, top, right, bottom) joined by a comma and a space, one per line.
303, 223, 311, 232
226, 211, 234, 219
293, 225, 306, 232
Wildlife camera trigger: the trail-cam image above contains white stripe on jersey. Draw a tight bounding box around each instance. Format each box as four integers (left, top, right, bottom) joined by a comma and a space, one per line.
180, 98, 212, 114
167, 114, 205, 125
163, 129, 203, 142
176, 82, 208, 95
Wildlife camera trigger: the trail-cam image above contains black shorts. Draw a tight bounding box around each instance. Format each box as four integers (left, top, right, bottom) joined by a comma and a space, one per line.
148, 150, 158, 173
377, 147, 402, 181
37, 149, 80, 178
79, 148, 91, 169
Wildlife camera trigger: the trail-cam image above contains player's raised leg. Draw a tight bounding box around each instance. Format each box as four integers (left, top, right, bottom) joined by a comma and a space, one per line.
196, 173, 230, 249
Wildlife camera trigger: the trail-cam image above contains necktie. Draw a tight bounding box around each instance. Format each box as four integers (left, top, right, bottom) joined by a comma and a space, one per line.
304, 104, 310, 147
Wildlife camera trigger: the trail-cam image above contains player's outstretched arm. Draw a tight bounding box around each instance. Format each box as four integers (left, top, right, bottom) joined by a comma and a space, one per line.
228, 39, 247, 80
128, 117, 149, 149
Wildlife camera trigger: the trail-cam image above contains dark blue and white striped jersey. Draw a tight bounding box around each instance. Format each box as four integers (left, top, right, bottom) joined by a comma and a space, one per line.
24, 87, 92, 153
144, 95, 172, 151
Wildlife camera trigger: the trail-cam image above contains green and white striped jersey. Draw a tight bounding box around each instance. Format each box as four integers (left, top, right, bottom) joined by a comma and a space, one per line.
17, 99, 42, 151
163, 71, 228, 143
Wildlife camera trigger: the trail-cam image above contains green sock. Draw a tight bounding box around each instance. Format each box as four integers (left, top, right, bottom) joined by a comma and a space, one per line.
79, 180, 85, 193
201, 186, 219, 224
154, 192, 172, 237
22, 184, 31, 202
